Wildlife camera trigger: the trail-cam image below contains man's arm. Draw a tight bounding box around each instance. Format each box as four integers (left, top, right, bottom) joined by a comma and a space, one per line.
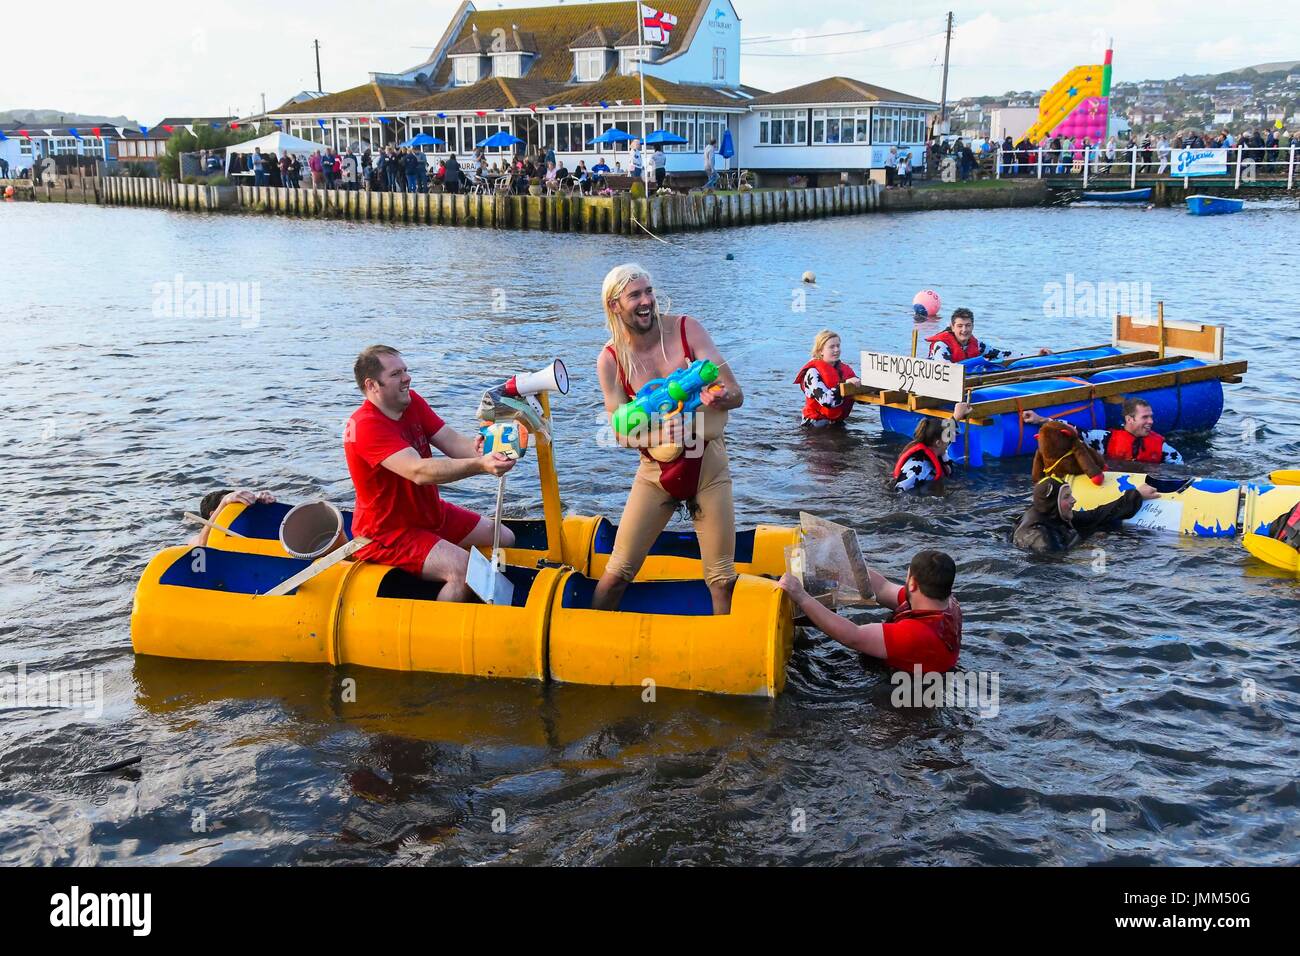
429, 423, 480, 460
778, 574, 887, 660
684, 316, 743, 412
380, 446, 511, 486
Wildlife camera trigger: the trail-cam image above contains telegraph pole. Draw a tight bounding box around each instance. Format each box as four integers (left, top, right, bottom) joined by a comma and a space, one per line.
314, 40, 323, 93
938, 12, 953, 134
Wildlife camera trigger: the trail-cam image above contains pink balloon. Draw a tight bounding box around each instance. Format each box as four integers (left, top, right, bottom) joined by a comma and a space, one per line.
912, 290, 941, 317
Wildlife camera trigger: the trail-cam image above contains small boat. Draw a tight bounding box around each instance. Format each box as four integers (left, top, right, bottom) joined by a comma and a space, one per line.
1080, 187, 1151, 202
1186, 194, 1244, 216
1067, 472, 1300, 538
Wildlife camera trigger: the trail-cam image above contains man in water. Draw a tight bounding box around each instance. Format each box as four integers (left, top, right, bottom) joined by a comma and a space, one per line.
1021, 398, 1184, 465
1012, 477, 1160, 554
344, 345, 515, 601
593, 264, 743, 615
778, 549, 962, 674
926, 307, 1052, 363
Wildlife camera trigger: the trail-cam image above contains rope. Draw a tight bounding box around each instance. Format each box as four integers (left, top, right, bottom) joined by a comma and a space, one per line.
630, 216, 670, 244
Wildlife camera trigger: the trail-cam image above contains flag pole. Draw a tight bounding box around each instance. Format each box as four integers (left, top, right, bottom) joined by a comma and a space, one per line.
636, 1, 647, 168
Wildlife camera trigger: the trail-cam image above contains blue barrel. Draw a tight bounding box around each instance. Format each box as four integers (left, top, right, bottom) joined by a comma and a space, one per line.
1087, 358, 1223, 431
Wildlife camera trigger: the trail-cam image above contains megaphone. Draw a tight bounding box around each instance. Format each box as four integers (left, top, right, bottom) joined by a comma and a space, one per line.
502, 359, 569, 398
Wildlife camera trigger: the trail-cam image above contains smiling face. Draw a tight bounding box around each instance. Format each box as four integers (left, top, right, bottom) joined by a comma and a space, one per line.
1057, 484, 1076, 521
366, 351, 412, 414
1125, 403, 1155, 438
952, 315, 974, 343
611, 275, 658, 336
819, 336, 841, 364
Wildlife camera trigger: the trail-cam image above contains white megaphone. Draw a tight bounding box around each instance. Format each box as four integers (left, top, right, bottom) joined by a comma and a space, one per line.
502, 359, 569, 398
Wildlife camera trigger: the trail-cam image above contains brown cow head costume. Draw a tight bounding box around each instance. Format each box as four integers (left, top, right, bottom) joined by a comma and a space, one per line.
1032, 420, 1106, 485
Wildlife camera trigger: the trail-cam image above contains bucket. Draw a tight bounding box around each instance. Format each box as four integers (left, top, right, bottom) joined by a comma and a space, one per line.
278, 501, 347, 560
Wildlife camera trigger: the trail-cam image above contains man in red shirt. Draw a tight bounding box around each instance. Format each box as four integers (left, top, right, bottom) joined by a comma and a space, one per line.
344, 345, 516, 602
778, 549, 961, 674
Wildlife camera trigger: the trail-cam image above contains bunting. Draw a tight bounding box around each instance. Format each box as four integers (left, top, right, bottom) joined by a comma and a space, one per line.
115, 127, 128, 138
475, 110, 486, 117
599, 101, 609, 109
92, 126, 102, 137
69, 128, 83, 140
19, 129, 32, 139
317, 119, 327, 127
44, 128, 56, 136
273, 120, 283, 127
0, 130, 6, 141
161, 124, 175, 133
339, 118, 350, 127
210, 122, 222, 128
184, 124, 195, 133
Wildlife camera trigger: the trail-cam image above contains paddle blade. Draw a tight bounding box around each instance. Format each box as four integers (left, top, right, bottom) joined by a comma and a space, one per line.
1242, 533, 1300, 574
1268, 469, 1300, 486
468, 546, 514, 605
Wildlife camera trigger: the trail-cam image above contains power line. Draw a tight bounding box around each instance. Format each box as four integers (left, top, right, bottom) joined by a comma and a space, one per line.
744, 32, 946, 58
742, 27, 878, 46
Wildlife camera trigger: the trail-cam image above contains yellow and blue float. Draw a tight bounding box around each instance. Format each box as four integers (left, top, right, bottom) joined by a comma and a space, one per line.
133, 389, 797, 697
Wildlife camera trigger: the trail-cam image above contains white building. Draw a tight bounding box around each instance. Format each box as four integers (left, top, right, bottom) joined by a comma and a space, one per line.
269, 0, 938, 182
0, 125, 110, 176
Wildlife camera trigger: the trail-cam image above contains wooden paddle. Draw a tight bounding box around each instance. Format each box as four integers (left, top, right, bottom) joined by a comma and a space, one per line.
183, 511, 246, 538
1267, 469, 1300, 486
258, 535, 371, 598
1242, 533, 1299, 574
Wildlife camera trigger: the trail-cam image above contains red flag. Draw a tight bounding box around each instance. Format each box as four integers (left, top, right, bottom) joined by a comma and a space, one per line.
162, 124, 175, 133
475, 110, 486, 117
18, 129, 30, 139
230, 121, 240, 129
360, 116, 369, 123
92, 126, 102, 137
528, 104, 537, 113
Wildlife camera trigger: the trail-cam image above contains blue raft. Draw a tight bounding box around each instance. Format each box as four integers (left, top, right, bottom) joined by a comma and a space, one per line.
879, 348, 1227, 467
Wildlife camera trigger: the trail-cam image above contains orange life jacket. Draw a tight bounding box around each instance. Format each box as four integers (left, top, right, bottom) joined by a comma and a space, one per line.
794, 358, 855, 423
925, 329, 982, 362
1104, 428, 1166, 464
891, 442, 949, 481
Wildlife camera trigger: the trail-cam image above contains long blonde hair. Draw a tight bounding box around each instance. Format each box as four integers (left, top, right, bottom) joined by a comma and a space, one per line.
810, 329, 841, 360
602, 262, 660, 381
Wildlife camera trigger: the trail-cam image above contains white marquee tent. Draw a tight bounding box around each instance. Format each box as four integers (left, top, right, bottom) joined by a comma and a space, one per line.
224, 130, 321, 173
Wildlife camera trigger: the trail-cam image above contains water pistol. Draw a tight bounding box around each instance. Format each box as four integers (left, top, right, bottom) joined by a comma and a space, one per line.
611, 359, 721, 436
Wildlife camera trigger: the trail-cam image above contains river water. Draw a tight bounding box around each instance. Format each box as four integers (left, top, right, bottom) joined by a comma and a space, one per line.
1, 200, 1298, 865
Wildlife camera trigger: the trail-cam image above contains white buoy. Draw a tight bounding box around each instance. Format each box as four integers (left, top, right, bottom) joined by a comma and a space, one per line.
802, 271, 816, 284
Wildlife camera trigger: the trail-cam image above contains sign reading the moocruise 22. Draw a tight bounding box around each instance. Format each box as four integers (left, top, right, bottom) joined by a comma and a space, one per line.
860, 351, 965, 403
1173, 148, 1228, 177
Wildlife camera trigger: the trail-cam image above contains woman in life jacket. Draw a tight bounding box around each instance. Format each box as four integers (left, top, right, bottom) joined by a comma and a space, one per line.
795, 330, 860, 427
925, 307, 1053, 363
889, 403, 971, 492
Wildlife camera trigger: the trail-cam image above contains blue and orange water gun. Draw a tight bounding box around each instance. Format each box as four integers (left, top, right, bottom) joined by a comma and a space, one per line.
611, 359, 721, 436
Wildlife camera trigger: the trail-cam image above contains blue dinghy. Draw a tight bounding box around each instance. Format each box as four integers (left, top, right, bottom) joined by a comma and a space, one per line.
1186, 194, 1244, 216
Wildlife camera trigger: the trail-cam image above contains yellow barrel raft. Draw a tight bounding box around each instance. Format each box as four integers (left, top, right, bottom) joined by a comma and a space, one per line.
205, 500, 797, 582
131, 544, 793, 697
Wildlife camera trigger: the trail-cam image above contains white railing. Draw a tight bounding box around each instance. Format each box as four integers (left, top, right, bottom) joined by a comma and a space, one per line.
992, 143, 1298, 190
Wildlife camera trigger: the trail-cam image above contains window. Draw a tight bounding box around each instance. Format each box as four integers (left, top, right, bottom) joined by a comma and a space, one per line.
870, 107, 927, 144
464, 117, 510, 152
494, 53, 523, 79
542, 112, 600, 153
663, 111, 695, 152
757, 109, 807, 146
697, 114, 725, 154
712, 47, 726, 82
811, 107, 871, 145
619, 47, 653, 75
453, 57, 483, 86
575, 49, 606, 82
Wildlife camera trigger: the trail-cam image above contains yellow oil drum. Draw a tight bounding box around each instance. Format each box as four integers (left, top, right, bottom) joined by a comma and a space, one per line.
205, 501, 794, 581
546, 574, 794, 698
131, 545, 559, 681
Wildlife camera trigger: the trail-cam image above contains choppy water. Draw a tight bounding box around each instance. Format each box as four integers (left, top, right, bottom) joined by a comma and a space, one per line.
1, 200, 1298, 865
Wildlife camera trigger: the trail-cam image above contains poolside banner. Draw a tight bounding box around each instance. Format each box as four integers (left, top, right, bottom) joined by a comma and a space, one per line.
859, 351, 966, 403
1172, 148, 1228, 177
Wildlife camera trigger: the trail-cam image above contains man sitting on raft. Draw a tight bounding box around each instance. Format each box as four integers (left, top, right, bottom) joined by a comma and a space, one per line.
188, 488, 276, 547
778, 550, 962, 674
795, 330, 859, 427
594, 263, 744, 615
344, 345, 516, 602
927, 307, 1052, 363
1021, 398, 1184, 466
1012, 477, 1160, 554
890, 403, 971, 492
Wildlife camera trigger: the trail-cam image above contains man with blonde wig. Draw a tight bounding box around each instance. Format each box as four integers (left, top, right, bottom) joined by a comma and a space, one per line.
593, 264, 744, 614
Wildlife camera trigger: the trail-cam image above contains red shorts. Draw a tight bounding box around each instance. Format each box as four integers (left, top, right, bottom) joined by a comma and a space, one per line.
354, 502, 483, 575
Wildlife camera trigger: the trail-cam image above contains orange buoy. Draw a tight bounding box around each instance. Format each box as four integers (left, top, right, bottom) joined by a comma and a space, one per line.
3, 186, 13, 199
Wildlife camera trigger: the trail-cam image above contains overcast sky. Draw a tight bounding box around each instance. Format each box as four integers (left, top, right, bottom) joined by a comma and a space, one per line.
5, 0, 1298, 121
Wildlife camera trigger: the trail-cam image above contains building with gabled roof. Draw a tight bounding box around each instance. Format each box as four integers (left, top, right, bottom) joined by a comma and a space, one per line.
267, 0, 938, 182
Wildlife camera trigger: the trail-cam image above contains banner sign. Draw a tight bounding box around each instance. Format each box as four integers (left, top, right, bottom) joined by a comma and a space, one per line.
1172, 148, 1227, 177
860, 351, 965, 403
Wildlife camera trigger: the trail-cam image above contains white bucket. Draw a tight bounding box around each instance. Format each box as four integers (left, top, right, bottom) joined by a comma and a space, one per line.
278, 501, 347, 560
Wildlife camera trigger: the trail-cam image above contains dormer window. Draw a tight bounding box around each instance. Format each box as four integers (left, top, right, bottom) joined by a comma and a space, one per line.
615, 31, 663, 75
494, 53, 526, 78
569, 27, 614, 83
452, 55, 487, 85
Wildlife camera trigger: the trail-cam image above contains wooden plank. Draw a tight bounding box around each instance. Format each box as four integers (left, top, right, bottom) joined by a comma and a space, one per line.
967, 351, 1166, 387
1114, 312, 1224, 361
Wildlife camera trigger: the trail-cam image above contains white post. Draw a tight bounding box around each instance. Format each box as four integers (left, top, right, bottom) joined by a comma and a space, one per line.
1082, 146, 1089, 188
1036, 145, 1042, 179
1289, 143, 1296, 190
996, 146, 1001, 179
1130, 145, 1138, 188
1234, 144, 1242, 189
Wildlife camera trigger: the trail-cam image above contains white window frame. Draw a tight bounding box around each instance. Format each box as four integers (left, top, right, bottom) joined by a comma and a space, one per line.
663, 110, 696, 152
712, 47, 726, 82
697, 114, 725, 155
756, 109, 807, 146
811, 107, 871, 145
494, 53, 523, 79
453, 56, 482, 86
574, 49, 606, 82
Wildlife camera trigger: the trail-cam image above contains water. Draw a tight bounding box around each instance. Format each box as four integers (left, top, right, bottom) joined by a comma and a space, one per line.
1, 201, 1298, 865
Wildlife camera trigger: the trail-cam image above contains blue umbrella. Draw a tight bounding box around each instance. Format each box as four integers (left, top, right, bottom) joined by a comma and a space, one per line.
719, 128, 735, 159
589, 128, 632, 145
402, 133, 445, 147
644, 129, 688, 145
476, 131, 525, 149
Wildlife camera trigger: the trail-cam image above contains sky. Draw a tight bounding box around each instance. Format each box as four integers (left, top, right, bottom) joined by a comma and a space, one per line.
3, 0, 1298, 122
